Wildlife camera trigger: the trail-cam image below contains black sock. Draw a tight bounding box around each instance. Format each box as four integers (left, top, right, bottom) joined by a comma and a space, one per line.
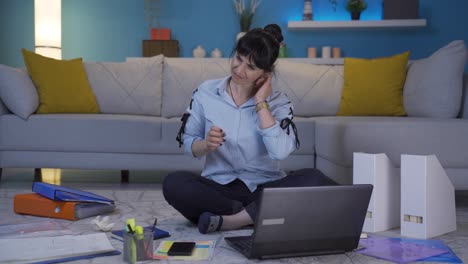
198, 212, 223, 234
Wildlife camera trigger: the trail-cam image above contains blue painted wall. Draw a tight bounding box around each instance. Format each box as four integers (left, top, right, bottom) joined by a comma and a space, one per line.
1, 0, 467, 67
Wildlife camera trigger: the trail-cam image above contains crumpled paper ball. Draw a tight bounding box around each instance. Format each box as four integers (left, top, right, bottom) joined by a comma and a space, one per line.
92, 216, 115, 232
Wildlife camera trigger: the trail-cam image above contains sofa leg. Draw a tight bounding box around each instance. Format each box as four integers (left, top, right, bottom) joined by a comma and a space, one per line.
34, 168, 42, 182
121, 170, 129, 183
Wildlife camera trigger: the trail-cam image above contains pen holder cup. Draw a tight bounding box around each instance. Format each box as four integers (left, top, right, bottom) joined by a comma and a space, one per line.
123, 231, 153, 263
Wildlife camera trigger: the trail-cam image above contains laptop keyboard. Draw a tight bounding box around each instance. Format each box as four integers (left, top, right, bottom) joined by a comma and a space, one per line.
233, 237, 252, 251
225, 236, 254, 256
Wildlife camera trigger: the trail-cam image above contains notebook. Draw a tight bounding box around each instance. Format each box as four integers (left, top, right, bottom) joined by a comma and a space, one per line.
225, 184, 373, 259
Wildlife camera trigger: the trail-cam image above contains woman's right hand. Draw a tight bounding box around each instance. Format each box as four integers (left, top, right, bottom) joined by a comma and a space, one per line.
205, 126, 225, 152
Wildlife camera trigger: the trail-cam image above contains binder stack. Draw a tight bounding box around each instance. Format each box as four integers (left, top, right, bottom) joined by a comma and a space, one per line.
14, 182, 115, 221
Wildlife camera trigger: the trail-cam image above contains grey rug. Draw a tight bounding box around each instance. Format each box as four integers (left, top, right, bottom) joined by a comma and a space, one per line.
1, 184, 467, 263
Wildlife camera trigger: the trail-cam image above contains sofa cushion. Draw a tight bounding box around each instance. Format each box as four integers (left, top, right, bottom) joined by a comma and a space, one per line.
337, 52, 409, 116
404, 40, 468, 118
0, 99, 10, 115
21, 49, 99, 114
0, 65, 39, 119
84, 55, 163, 116
0, 114, 182, 154
314, 116, 468, 168
161, 58, 230, 117
287, 117, 315, 155
272, 60, 344, 117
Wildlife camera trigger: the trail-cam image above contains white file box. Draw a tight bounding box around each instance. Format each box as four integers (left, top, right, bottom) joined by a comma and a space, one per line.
353, 152, 400, 232
401, 154, 456, 239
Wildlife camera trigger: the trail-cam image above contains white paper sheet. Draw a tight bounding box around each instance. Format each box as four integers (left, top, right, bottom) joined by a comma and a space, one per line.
0, 233, 115, 263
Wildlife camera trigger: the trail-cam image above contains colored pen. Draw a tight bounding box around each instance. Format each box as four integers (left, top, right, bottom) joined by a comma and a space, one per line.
127, 224, 135, 234
151, 218, 158, 232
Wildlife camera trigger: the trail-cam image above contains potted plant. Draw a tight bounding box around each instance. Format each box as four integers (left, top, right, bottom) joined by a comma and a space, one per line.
144, 0, 171, 40
233, 0, 261, 39
345, 0, 367, 20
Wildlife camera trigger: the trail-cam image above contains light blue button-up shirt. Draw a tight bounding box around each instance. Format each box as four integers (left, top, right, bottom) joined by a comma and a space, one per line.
182, 76, 298, 192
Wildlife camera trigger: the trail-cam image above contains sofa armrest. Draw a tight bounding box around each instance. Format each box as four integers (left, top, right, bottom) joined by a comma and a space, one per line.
460, 73, 468, 119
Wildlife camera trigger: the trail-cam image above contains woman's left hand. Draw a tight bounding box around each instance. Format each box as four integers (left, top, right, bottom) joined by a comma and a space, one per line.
254, 73, 272, 104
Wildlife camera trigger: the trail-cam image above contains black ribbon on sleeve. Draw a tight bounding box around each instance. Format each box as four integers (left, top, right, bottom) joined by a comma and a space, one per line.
176, 113, 190, 148
176, 89, 199, 148
280, 118, 300, 149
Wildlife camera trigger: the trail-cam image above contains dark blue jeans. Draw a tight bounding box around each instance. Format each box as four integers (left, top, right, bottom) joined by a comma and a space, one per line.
162, 168, 337, 223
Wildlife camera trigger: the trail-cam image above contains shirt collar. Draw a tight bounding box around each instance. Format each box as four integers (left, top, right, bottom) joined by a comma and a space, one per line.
216, 76, 231, 96
217, 76, 255, 108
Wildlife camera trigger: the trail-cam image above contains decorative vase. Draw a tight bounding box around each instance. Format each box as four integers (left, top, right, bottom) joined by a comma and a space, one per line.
332, 47, 341, 58
211, 48, 222, 58
351, 11, 361, 20
236, 32, 247, 41
150, 28, 171, 40
307, 47, 317, 58
193, 45, 206, 58
278, 44, 287, 58
321, 46, 331, 59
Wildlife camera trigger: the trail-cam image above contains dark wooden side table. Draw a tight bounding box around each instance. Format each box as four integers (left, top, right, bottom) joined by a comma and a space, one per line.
142, 40, 179, 57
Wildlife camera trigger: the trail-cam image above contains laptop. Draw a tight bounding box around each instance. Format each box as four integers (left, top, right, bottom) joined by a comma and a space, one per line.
225, 184, 373, 259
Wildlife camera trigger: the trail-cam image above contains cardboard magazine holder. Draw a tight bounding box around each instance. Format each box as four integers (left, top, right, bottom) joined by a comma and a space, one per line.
401, 154, 456, 239
353, 152, 401, 233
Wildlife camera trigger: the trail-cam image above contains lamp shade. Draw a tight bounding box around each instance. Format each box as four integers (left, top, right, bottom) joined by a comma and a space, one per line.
35, 0, 61, 59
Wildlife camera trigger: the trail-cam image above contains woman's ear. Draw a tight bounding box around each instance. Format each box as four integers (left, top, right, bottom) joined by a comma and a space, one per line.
263, 72, 272, 78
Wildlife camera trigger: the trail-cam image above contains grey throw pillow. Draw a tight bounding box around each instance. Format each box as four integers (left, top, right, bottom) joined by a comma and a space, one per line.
161, 58, 231, 117
84, 55, 163, 116
403, 40, 468, 118
0, 64, 39, 119
272, 60, 344, 117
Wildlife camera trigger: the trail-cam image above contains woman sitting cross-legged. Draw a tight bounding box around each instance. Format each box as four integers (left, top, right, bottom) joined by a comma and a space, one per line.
163, 24, 337, 234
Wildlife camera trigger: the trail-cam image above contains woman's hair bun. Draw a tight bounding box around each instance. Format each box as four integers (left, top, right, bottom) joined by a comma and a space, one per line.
264, 24, 284, 43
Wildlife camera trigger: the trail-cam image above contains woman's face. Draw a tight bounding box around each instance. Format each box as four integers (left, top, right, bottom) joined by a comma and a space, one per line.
230, 53, 265, 86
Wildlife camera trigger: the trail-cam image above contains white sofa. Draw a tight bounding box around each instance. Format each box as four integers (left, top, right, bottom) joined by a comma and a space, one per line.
1, 42, 468, 188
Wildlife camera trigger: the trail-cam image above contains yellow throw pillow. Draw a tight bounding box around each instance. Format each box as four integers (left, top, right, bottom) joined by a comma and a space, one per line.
21, 49, 99, 114
337, 52, 409, 116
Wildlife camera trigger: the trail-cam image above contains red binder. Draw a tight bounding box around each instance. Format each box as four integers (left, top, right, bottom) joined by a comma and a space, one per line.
14, 193, 115, 221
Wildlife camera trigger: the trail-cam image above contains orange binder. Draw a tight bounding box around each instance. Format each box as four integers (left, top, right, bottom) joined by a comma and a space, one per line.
14, 193, 77, 220
14, 193, 115, 221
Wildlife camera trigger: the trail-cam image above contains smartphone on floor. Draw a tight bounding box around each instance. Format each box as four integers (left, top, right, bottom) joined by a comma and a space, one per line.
167, 242, 196, 256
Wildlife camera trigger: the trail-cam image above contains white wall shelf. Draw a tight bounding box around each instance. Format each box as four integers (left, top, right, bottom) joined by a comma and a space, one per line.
284, 58, 344, 64
288, 19, 427, 30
